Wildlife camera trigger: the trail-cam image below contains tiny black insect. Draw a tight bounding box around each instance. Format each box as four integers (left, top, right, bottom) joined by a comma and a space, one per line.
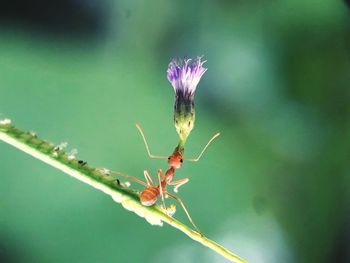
78, 160, 87, 166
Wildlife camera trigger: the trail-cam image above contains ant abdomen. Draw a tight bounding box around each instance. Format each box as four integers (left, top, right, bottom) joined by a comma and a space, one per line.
140, 186, 159, 206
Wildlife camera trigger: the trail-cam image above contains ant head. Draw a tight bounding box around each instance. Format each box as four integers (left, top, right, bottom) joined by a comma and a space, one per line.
167, 152, 183, 169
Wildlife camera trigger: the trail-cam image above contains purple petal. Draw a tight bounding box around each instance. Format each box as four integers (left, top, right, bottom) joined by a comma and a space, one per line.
167, 57, 207, 96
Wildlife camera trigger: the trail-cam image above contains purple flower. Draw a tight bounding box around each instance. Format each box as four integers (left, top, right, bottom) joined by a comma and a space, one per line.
167, 57, 207, 97
167, 57, 207, 146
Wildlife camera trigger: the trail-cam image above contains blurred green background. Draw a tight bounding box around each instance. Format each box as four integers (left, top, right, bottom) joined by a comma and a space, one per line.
0, 1, 349, 262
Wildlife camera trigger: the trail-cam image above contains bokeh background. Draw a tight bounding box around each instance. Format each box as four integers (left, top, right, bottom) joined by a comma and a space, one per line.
0, 1, 349, 262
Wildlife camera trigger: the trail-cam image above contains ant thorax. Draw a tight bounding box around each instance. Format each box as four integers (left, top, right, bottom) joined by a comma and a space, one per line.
164, 167, 175, 183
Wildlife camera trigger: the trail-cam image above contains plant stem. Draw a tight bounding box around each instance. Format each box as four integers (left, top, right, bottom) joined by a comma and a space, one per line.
0, 121, 247, 263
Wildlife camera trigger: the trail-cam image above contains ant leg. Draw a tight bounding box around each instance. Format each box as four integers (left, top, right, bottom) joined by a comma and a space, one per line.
157, 169, 167, 211
168, 178, 189, 193
166, 192, 202, 234
143, 170, 156, 186
136, 124, 168, 159
108, 170, 147, 187
185, 132, 220, 162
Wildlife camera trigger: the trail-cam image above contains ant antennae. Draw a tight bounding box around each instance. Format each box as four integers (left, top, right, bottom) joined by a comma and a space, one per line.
109, 170, 148, 187
185, 132, 221, 162
136, 124, 168, 159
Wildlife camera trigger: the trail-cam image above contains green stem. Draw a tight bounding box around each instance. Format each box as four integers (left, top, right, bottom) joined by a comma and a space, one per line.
0, 120, 247, 263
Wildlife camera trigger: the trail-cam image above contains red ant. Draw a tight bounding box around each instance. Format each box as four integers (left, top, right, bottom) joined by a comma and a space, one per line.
110, 124, 220, 232
110, 166, 201, 231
